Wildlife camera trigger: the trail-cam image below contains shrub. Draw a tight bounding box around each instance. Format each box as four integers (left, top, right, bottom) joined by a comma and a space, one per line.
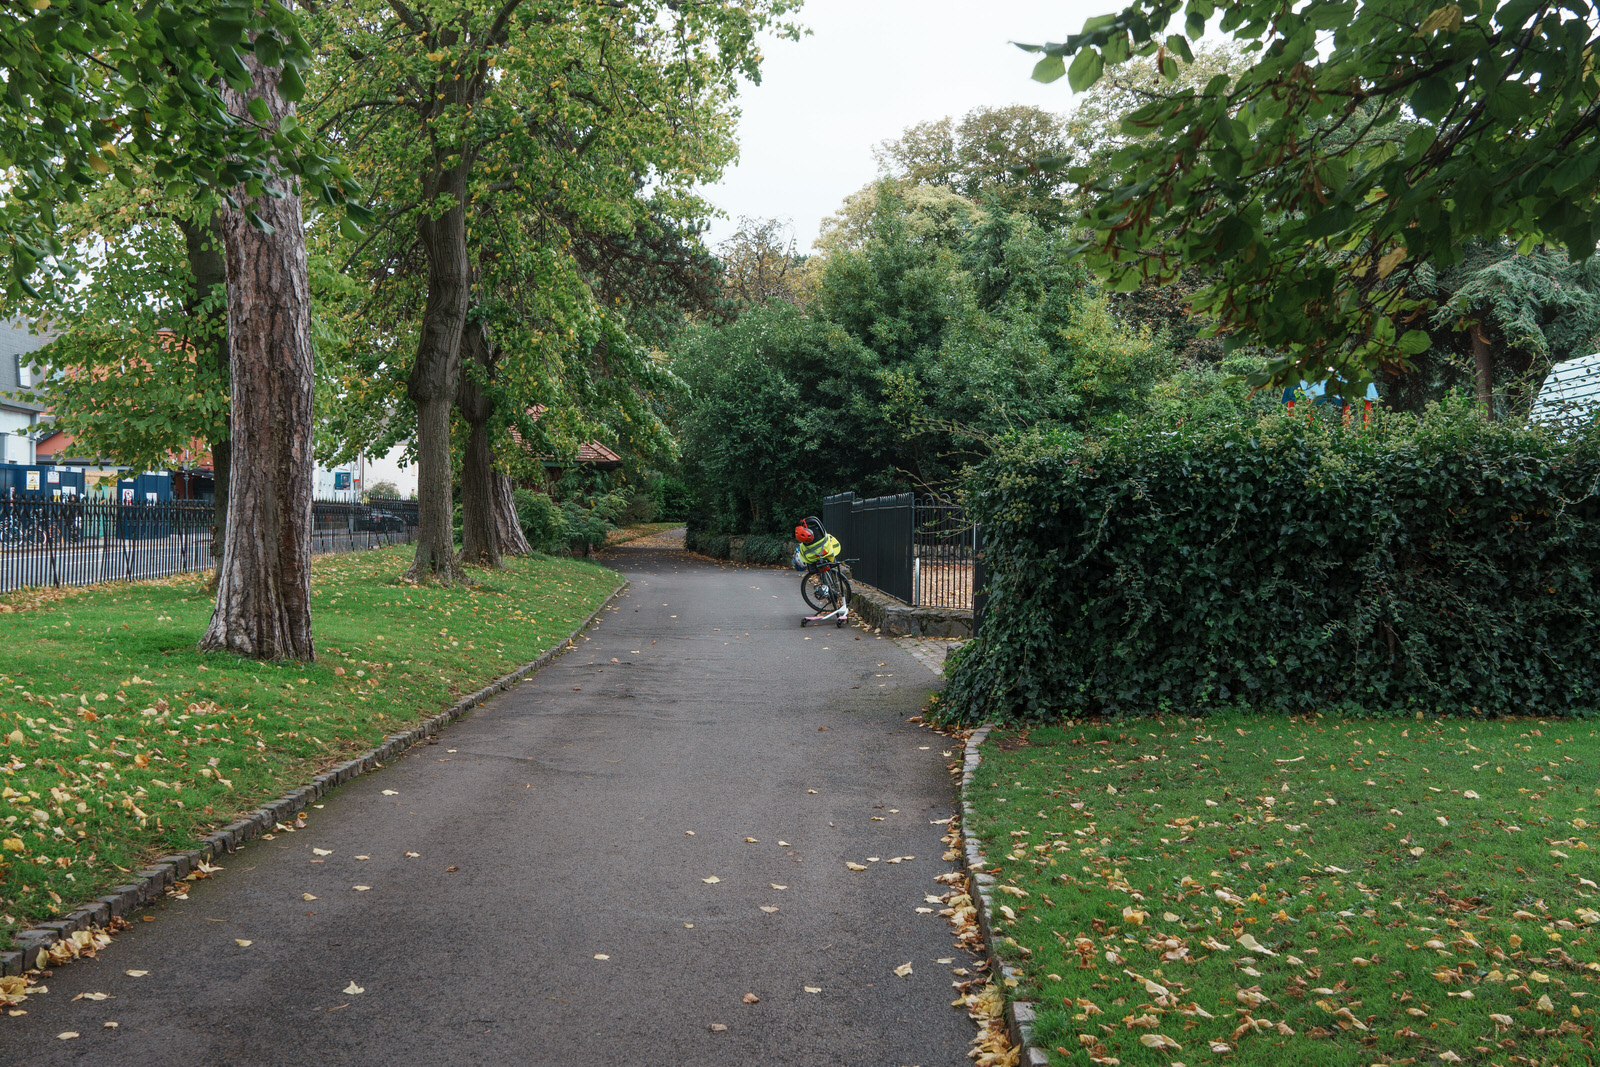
941, 402, 1600, 723
685, 528, 793, 566
513, 489, 566, 552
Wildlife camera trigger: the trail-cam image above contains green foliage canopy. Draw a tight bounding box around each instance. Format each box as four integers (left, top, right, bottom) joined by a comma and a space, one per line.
1024, 0, 1600, 390
0, 0, 366, 291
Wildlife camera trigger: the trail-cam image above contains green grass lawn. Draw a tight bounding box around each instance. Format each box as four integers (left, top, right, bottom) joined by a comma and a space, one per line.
0, 546, 619, 947
965, 714, 1600, 1067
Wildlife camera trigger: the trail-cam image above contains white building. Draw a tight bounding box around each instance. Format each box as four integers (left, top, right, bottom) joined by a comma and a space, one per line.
0, 320, 53, 466
314, 446, 417, 501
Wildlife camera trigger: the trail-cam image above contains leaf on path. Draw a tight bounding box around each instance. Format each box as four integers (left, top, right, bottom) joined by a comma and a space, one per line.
352, 885, 371, 891
709, 1023, 727, 1032
894, 963, 913, 977
845, 862, 867, 871
771, 884, 787, 890
803, 986, 821, 993
745, 837, 758, 843
235, 939, 252, 947
684, 830, 695, 836
303, 893, 318, 901
760, 906, 779, 914
72, 992, 111, 1001
702, 876, 721, 884
355, 855, 370, 861
103, 1022, 118, 1029
743, 993, 760, 1004
57, 1032, 79, 1040
343, 982, 365, 995
593, 954, 610, 960
312, 848, 332, 856
124, 970, 148, 978
381, 790, 398, 796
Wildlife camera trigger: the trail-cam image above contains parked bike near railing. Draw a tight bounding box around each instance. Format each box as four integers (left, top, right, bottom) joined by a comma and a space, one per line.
793, 515, 851, 627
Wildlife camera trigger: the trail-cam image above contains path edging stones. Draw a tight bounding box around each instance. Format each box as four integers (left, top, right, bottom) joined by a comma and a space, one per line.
960, 724, 1050, 1067
0, 576, 629, 978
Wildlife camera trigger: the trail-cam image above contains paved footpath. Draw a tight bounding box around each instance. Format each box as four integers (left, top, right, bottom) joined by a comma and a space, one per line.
2, 531, 974, 1066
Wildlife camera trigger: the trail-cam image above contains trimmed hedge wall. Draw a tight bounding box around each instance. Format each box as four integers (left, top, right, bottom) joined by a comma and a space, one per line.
941, 407, 1600, 723
685, 528, 794, 566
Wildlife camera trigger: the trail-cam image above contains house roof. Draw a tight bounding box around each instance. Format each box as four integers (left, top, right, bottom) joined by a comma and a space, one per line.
510, 406, 622, 468
0, 319, 55, 414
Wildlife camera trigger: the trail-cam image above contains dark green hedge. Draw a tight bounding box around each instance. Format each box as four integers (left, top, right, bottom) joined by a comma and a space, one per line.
685, 527, 793, 566
942, 407, 1600, 723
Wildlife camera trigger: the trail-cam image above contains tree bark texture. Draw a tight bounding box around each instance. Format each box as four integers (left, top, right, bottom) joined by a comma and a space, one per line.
198, 49, 316, 662
179, 212, 230, 571
493, 471, 531, 557
1472, 322, 1496, 420
457, 317, 513, 566
403, 157, 472, 584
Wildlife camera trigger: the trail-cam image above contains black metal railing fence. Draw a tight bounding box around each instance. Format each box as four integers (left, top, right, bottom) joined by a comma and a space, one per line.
821, 491, 981, 616
911, 496, 977, 611
0, 498, 418, 595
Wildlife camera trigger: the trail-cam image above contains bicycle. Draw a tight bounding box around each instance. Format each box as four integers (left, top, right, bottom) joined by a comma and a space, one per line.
793, 515, 851, 627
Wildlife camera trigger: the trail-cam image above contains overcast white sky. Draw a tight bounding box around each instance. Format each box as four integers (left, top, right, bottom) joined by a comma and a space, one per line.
699, 0, 1116, 250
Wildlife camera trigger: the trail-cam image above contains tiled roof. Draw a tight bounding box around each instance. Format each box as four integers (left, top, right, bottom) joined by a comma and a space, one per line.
509, 406, 621, 467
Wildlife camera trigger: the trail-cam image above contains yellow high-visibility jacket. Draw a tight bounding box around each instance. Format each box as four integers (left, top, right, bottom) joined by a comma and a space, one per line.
798, 533, 841, 565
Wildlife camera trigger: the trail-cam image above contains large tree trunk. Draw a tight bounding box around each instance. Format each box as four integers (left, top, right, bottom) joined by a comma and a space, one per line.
198, 48, 316, 662
403, 159, 471, 584
493, 472, 532, 556
178, 212, 230, 576
457, 317, 505, 567
1472, 322, 1496, 420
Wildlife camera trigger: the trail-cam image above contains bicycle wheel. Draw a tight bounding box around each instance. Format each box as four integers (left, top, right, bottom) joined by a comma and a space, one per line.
802, 568, 843, 613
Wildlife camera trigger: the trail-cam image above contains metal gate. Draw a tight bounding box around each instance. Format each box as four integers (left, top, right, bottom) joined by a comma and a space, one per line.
822, 492, 914, 604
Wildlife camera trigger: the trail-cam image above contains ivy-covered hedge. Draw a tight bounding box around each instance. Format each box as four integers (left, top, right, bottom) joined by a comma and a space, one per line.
941, 406, 1600, 723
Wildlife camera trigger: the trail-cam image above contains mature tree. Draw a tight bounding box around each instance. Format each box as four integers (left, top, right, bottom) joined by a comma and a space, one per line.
0, 0, 360, 291
10, 186, 234, 555
673, 184, 1171, 533
1375, 242, 1600, 416
1023, 0, 1600, 390
815, 179, 986, 256
875, 106, 1074, 223
308, 0, 795, 583
198, 44, 320, 662
719, 217, 802, 309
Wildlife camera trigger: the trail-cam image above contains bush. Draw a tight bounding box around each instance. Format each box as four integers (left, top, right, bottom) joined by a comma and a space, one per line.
942, 403, 1600, 723
685, 528, 793, 565
513, 489, 566, 552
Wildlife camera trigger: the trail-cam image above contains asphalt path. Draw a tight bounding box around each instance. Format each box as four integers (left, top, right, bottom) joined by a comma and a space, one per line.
2, 532, 975, 1066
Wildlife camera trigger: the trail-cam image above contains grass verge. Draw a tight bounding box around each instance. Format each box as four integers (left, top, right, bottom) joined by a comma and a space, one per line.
965, 713, 1600, 1067
0, 545, 619, 947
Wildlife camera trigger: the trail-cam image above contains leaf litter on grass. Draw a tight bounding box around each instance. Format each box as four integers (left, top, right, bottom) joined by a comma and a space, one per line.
964, 713, 1600, 1066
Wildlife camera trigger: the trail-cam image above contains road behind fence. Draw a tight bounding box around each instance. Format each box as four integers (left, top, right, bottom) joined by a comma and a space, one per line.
0, 499, 419, 595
